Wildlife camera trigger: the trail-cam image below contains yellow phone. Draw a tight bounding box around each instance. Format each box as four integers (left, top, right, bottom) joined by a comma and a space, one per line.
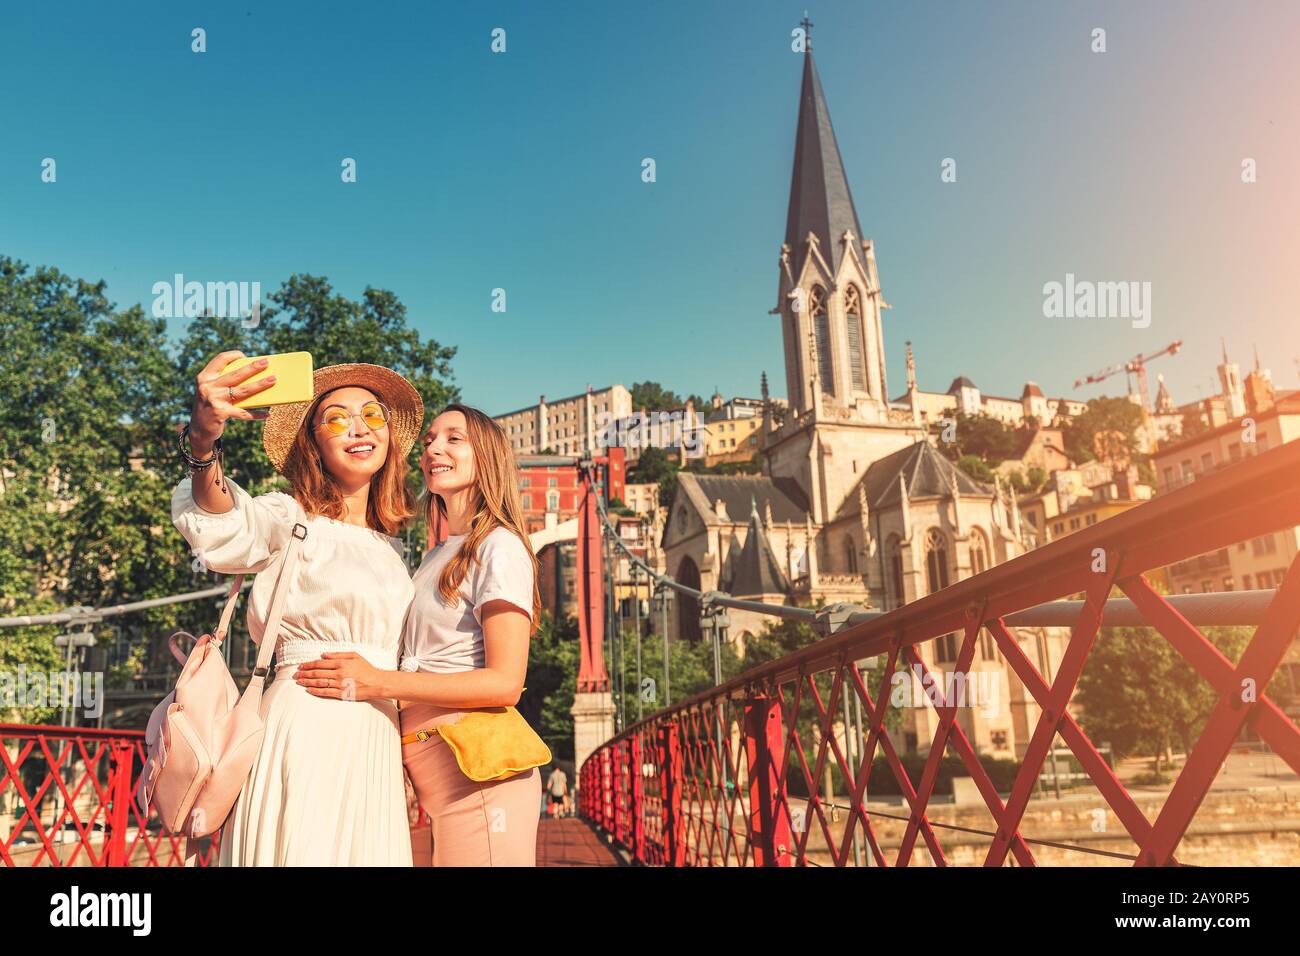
221, 352, 315, 408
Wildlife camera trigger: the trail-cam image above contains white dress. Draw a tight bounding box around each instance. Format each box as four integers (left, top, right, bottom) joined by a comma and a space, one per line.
171, 476, 415, 866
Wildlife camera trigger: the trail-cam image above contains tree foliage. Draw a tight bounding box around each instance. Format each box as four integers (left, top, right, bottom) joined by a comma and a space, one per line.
1062, 395, 1145, 467
0, 257, 458, 723
1076, 625, 1294, 771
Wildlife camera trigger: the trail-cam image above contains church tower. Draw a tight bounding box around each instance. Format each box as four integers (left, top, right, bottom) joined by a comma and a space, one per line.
777, 20, 889, 421
766, 21, 923, 523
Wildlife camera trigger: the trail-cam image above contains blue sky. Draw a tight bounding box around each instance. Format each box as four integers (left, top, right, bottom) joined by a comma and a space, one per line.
3, 0, 1297, 415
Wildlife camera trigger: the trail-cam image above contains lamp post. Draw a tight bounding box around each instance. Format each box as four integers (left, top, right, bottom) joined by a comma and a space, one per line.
653, 586, 672, 708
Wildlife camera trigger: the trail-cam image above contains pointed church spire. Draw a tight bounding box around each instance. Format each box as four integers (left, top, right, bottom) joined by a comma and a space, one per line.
784, 26, 866, 281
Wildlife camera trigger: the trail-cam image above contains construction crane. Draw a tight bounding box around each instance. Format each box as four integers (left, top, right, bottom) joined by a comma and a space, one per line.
1073, 340, 1183, 412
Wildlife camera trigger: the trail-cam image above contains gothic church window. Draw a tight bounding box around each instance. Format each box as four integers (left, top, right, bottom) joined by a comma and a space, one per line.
887, 534, 904, 609
810, 285, 835, 394
844, 285, 866, 392
969, 528, 989, 576
925, 527, 949, 594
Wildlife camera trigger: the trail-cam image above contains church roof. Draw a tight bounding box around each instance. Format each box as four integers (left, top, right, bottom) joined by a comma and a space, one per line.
783, 47, 866, 280
678, 473, 809, 525
724, 499, 792, 598
948, 376, 977, 393
837, 440, 991, 519
1021, 381, 1044, 399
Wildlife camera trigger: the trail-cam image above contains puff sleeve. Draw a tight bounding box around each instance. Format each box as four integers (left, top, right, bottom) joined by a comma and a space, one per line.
470, 529, 535, 625
171, 476, 299, 575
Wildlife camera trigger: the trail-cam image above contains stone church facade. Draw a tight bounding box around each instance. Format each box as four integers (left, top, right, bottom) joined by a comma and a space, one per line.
661, 37, 1067, 761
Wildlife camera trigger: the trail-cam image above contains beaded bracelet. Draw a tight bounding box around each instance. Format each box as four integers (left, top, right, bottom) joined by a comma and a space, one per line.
179, 422, 222, 470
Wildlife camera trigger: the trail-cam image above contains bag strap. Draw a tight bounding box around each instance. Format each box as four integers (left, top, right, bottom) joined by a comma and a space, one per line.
247, 501, 310, 688
212, 576, 245, 645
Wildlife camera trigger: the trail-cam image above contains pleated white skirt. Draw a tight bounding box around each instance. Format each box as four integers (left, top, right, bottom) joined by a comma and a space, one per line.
216, 665, 413, 866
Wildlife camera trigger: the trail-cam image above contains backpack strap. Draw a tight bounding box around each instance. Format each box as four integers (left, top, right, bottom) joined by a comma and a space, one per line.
211, 576, 245, 646
247, 501, 310, 687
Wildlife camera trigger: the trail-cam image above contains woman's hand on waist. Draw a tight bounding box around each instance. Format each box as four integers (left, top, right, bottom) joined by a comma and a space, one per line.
293, 651, 392, 702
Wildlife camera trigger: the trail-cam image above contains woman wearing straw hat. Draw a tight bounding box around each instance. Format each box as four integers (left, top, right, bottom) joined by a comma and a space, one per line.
171, 350, 424, 866
295, 403, 544, 865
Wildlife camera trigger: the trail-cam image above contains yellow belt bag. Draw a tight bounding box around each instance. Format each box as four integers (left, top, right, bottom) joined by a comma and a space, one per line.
404, 706, 552, 782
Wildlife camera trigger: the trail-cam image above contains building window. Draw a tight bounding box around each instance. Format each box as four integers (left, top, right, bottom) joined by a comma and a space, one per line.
547, 491, 559, 511
1223, 576, 1234, 591
925, 528, 949, 595
522, 494, 532, 509
809, 285, 835, 395
936, 632, 958, 663
969, 529, 988, 576
1200, 579, 1213, 593
548, 477, 558, 488
843, 537, 858, 574
1251, 534, 1277, 556
844, 285, 866, 392
1085, 513, 1097, 526
886, 535, 905, 608
1258, 571, 1273, 588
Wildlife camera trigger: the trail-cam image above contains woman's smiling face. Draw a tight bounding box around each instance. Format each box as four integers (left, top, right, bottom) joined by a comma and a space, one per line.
311, 386, 391, 483
420, 409, 475, 495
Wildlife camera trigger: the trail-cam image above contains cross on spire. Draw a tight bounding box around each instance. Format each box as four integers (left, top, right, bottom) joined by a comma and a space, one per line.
800, 12, 814, 50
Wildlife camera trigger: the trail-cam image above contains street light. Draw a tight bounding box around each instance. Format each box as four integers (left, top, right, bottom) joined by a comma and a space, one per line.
652, 587, 673, 707
54, 624, 97, 728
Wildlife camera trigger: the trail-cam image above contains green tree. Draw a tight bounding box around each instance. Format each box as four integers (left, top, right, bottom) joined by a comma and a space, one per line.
955, 454, 996, 483
0, 257, 189, 719
0, 257, 459, 724
1062, 396, 1146, 466
1179, 407, 1209, 442
1076, 625, 1293, 772
1007, 466, 1048, 494
520, 612, 581, 763
931, 413, 1018, 477
627, 445, 679, 507
629, 381, 683, 411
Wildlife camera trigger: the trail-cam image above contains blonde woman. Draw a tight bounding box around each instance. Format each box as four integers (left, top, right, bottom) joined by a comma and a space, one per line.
172, 351, 423, 866
296, 403, 542, 866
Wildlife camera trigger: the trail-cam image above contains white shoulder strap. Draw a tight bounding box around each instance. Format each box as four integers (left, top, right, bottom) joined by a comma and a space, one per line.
246, 498, 310, 687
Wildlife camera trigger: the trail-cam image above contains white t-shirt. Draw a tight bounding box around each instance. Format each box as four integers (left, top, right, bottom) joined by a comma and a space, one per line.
398, 527, 535, 674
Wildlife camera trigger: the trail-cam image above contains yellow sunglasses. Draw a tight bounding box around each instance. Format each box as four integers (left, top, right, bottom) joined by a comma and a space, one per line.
317, 400, 390, 436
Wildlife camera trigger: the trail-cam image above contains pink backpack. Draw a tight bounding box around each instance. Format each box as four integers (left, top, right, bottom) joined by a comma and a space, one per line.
136, 520, 307, 840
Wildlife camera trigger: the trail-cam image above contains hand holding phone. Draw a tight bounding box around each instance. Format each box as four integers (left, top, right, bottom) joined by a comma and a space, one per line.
188, 351, 314, 450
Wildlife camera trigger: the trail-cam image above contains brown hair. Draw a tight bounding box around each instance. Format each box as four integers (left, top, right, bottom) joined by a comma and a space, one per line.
425, 402, 542, 630
283, 388, 416, 536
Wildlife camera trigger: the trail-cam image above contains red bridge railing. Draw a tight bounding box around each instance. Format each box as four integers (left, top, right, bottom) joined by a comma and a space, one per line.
579, 440, 1300, 866
0, 723, 220, 867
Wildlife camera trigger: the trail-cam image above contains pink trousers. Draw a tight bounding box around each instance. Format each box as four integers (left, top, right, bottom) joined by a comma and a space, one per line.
400, 702, 541, 867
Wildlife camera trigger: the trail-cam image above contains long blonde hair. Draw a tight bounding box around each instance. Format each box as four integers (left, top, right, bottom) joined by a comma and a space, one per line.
425, 403, 542, 630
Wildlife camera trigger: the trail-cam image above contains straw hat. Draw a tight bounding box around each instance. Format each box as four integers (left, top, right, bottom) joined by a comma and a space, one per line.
262, 363, 425, 473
